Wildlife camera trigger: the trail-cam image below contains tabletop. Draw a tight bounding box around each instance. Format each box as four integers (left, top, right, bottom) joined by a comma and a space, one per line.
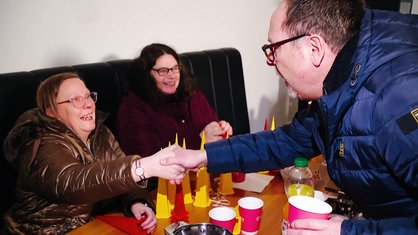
67, 172, 287, 235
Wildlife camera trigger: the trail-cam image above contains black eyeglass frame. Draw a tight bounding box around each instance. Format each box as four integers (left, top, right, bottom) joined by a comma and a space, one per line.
151, 65, 182, 76
57, 92, 98, 108
262, 34, 309, 63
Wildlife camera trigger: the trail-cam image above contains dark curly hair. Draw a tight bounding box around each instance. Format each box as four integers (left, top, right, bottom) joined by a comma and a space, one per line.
126, 43, 197, 108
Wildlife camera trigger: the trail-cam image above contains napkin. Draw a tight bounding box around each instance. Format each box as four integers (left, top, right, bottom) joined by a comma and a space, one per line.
96, 215, 147, 235
233, 173, 274, 193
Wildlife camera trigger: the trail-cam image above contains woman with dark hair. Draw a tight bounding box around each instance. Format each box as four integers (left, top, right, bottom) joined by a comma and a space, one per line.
116, 43, 232, 190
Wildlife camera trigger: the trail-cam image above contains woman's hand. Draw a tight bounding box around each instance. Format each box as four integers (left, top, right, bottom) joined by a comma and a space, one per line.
139, 144, 186, 183
202, 120, 233, 143
131, 202, 156, 234
161, 148, 208, 173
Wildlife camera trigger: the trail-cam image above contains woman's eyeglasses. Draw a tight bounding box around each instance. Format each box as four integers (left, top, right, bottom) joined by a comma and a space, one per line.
57, 92, 98, 108
151, 65, 181, 76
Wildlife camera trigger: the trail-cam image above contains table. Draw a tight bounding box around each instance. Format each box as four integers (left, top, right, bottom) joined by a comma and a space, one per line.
67, 172, 287, 235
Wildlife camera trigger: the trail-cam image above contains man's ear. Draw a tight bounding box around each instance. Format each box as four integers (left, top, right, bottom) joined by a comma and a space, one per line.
309, 35, 325, 67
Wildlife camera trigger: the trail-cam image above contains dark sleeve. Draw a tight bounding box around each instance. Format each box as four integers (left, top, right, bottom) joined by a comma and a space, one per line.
205, 107, 319, 174
189, 90, 219, 131
341, 216, 418, 235
116, 95, 162, 156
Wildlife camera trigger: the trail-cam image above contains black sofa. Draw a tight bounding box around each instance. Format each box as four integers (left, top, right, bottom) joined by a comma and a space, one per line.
0, 47, 250, 219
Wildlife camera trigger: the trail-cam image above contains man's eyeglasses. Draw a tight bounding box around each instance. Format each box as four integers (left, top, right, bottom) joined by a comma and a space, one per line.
262, 34, 309, 65
151, 65, 181, 76
57, 92, 98, 108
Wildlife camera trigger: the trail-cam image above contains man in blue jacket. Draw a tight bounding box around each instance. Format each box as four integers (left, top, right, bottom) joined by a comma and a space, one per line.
163, 0, 418, 234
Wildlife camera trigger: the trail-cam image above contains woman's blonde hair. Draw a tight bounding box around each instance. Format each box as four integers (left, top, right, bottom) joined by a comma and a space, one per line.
36, 72, 81, 116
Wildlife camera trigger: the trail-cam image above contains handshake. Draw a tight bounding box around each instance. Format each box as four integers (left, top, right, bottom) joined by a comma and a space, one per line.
142, 144, 209, 185
146, 120, 232, 184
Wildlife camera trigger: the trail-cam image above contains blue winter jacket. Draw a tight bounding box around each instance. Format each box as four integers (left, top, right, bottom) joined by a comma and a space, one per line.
205, 9, 418, 235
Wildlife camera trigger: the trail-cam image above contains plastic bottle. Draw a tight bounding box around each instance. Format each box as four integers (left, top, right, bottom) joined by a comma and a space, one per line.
284, 157, 315, 198
282, 157, 315, 232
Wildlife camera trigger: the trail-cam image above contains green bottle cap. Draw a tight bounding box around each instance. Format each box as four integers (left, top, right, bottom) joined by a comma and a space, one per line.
294, 157, 308, 167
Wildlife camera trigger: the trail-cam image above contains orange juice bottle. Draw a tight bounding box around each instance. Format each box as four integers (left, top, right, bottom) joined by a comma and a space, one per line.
282, 157, 314, 232
284, 157, 315, 198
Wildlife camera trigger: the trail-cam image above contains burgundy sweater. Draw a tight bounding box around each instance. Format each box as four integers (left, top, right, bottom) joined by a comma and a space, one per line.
116, 90, 218, 157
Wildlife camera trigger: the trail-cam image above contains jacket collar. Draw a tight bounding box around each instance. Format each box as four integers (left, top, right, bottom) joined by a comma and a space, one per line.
323, 33, 359, 96
4, 108, 109, 167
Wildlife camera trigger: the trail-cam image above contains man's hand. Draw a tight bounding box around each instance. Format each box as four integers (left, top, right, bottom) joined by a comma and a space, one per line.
283, 214, 346, 235
160, 148, 208, 172
140, 144, 186, 183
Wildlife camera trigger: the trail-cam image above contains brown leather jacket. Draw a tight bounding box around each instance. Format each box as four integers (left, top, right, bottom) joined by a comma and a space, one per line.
2, 109, 154, 234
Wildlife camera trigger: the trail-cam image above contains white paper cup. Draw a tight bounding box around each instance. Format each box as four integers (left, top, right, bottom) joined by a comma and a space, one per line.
314, 190, 328, 201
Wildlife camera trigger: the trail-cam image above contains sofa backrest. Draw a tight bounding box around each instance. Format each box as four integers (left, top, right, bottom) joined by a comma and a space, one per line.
0, 47, 249, 218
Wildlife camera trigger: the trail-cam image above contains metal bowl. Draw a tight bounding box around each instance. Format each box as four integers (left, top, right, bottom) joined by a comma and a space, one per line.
173, 223, 233, 235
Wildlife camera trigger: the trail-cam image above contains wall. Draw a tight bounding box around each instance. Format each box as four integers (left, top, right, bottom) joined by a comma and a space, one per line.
400, 0, 416, 13
412, 0, 418, 12
1, 0, 417, 132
